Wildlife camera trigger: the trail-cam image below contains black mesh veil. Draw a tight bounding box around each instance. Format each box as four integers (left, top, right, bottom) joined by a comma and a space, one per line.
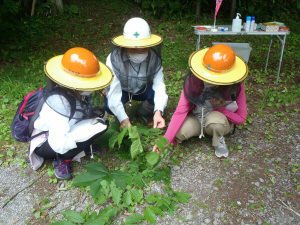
183, 72, 241, 109
42, 79, 105, 120
108, 44, 162, 94
110, 42, 162, 56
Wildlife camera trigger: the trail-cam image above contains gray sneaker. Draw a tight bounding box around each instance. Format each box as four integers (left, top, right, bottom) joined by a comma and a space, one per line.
53, 155, 72, 180
214, 136, 229, 158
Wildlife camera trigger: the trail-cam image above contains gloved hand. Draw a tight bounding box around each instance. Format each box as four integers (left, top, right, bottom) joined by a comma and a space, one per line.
67, 118, 108, 142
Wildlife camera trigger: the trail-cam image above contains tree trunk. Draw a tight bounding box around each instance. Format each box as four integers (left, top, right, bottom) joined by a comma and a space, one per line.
230, 0, 237, 19
196, 1, 201, 20
56, 0, 64, 14
31, 0, 36, 16
50, 0, 58, 15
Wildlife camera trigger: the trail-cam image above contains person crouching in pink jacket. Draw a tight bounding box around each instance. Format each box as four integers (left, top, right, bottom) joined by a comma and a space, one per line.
153, 44, 248, 158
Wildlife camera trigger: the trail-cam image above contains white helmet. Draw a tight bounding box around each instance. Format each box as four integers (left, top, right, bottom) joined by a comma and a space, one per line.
112, 17, 163, 48
123, 17, 151, 40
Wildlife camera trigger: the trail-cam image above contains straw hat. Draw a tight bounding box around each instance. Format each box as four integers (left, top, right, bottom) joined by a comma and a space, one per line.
111, 17, 163, 48
189, 44, 248, 85
44, 47, 113, 91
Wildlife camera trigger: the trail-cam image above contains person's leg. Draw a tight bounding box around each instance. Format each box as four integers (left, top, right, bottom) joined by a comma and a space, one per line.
35, 127, 107, 180
204, 111, 233, 158
175, 114, 202, 143
204, 111, 233, 146
132, 85, 155, 105
134, 85, 155, 125
104, 90, 130, 115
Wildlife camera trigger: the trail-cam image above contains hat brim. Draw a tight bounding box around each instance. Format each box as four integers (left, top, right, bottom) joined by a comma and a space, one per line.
111, 34, 163, 48
189, 48, 248, 85
44, 55, 113, 91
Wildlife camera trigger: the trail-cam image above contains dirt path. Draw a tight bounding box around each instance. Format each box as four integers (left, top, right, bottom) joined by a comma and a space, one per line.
1, 109, 299, 224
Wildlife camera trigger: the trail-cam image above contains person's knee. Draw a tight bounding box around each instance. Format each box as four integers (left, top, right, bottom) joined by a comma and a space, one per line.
205, 123, 224, 135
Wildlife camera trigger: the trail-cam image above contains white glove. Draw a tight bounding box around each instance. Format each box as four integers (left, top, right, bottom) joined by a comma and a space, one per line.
226, 101, 238, 112
67, 118, 107, 142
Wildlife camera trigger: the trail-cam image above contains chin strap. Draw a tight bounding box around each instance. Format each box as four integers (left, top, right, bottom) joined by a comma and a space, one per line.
128, 93, 133, 107
199, 107, 205, 139
90, 144, 94, 159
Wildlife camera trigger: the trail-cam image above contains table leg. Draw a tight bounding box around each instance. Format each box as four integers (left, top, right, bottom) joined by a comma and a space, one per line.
196, 35, 201, 50
275, 34, 287, 84
265, 36, 273, 71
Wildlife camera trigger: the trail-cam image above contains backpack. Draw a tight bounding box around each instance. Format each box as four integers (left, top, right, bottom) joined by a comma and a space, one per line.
11, 87, 47, 142
11, 86, 76, 142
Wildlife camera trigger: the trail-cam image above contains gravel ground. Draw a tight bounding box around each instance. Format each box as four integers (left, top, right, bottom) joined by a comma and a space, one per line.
1, 110, 299, 225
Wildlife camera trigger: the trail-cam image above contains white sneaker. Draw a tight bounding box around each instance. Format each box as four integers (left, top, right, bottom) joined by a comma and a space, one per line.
214, 136, 229, 158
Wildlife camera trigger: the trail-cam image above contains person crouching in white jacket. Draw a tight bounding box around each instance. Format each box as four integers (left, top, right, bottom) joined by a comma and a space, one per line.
29, 47, 113, 180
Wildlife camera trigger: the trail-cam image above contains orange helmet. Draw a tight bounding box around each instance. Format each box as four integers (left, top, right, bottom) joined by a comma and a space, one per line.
61, 47, 99, 78
202, 44, 236, 73
189, 44, 248, 85
44, 47, 113, 91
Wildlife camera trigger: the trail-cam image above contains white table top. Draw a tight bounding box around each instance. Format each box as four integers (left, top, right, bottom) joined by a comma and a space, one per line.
194, 25, 290, 36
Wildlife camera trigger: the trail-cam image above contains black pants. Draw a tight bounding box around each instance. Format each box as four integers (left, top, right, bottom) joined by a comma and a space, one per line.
34, 126, 107, 160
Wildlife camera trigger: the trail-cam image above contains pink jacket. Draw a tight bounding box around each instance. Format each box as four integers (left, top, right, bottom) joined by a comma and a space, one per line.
164, 83, 247, 145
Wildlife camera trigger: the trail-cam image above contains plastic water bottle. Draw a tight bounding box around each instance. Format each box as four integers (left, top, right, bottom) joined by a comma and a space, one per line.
250, 16, 255, 32
245, 16, 251, 32
232, 13, 242, 32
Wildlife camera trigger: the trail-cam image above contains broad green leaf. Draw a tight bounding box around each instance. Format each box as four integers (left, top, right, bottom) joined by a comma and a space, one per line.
144, 206, 156, 224
109, 132, 120, 149
161, 197, 171, 206
148, 205, 164, 216
85, 207, 117, 225
126, 213, 144, 224
97, 207, 118, 221
84, 163, 109, 175
110, 170, 129, 178
158, 136, 168, 146
118, 127, 128, 148
133, 173, 146, 188
128, 161, 139, 173
94, 194, 107, 205
96, 129, 118, 147
156, 199, 164, 207
100, 180, 110, 196
130, 189, 143, 203
128, 126, 139, 139
155, 138, 165, 151
167, 207, 174, 216
169, 202, 178, 211
90, 180, 102, 199
145, 194, 159, 204
110, 181, 123, 206
135, 125, 161, 135
72, 173, 104, 186
130, 138, 143, 159
146, 152, 159, 166
61, 210, 85, 223
111, 170, 129, 189
174, 191, 192, 203
122, 191, 132, 206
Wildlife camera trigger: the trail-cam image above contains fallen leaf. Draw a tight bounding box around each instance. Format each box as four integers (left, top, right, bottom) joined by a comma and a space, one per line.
12, 219, 19, 224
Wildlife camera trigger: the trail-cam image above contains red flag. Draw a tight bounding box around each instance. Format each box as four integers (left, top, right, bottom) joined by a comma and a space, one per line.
214, 0, 223, 20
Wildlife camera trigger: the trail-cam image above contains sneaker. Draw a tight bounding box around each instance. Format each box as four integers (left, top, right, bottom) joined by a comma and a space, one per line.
53, 156, 72, 180
214, 136, 229, 158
